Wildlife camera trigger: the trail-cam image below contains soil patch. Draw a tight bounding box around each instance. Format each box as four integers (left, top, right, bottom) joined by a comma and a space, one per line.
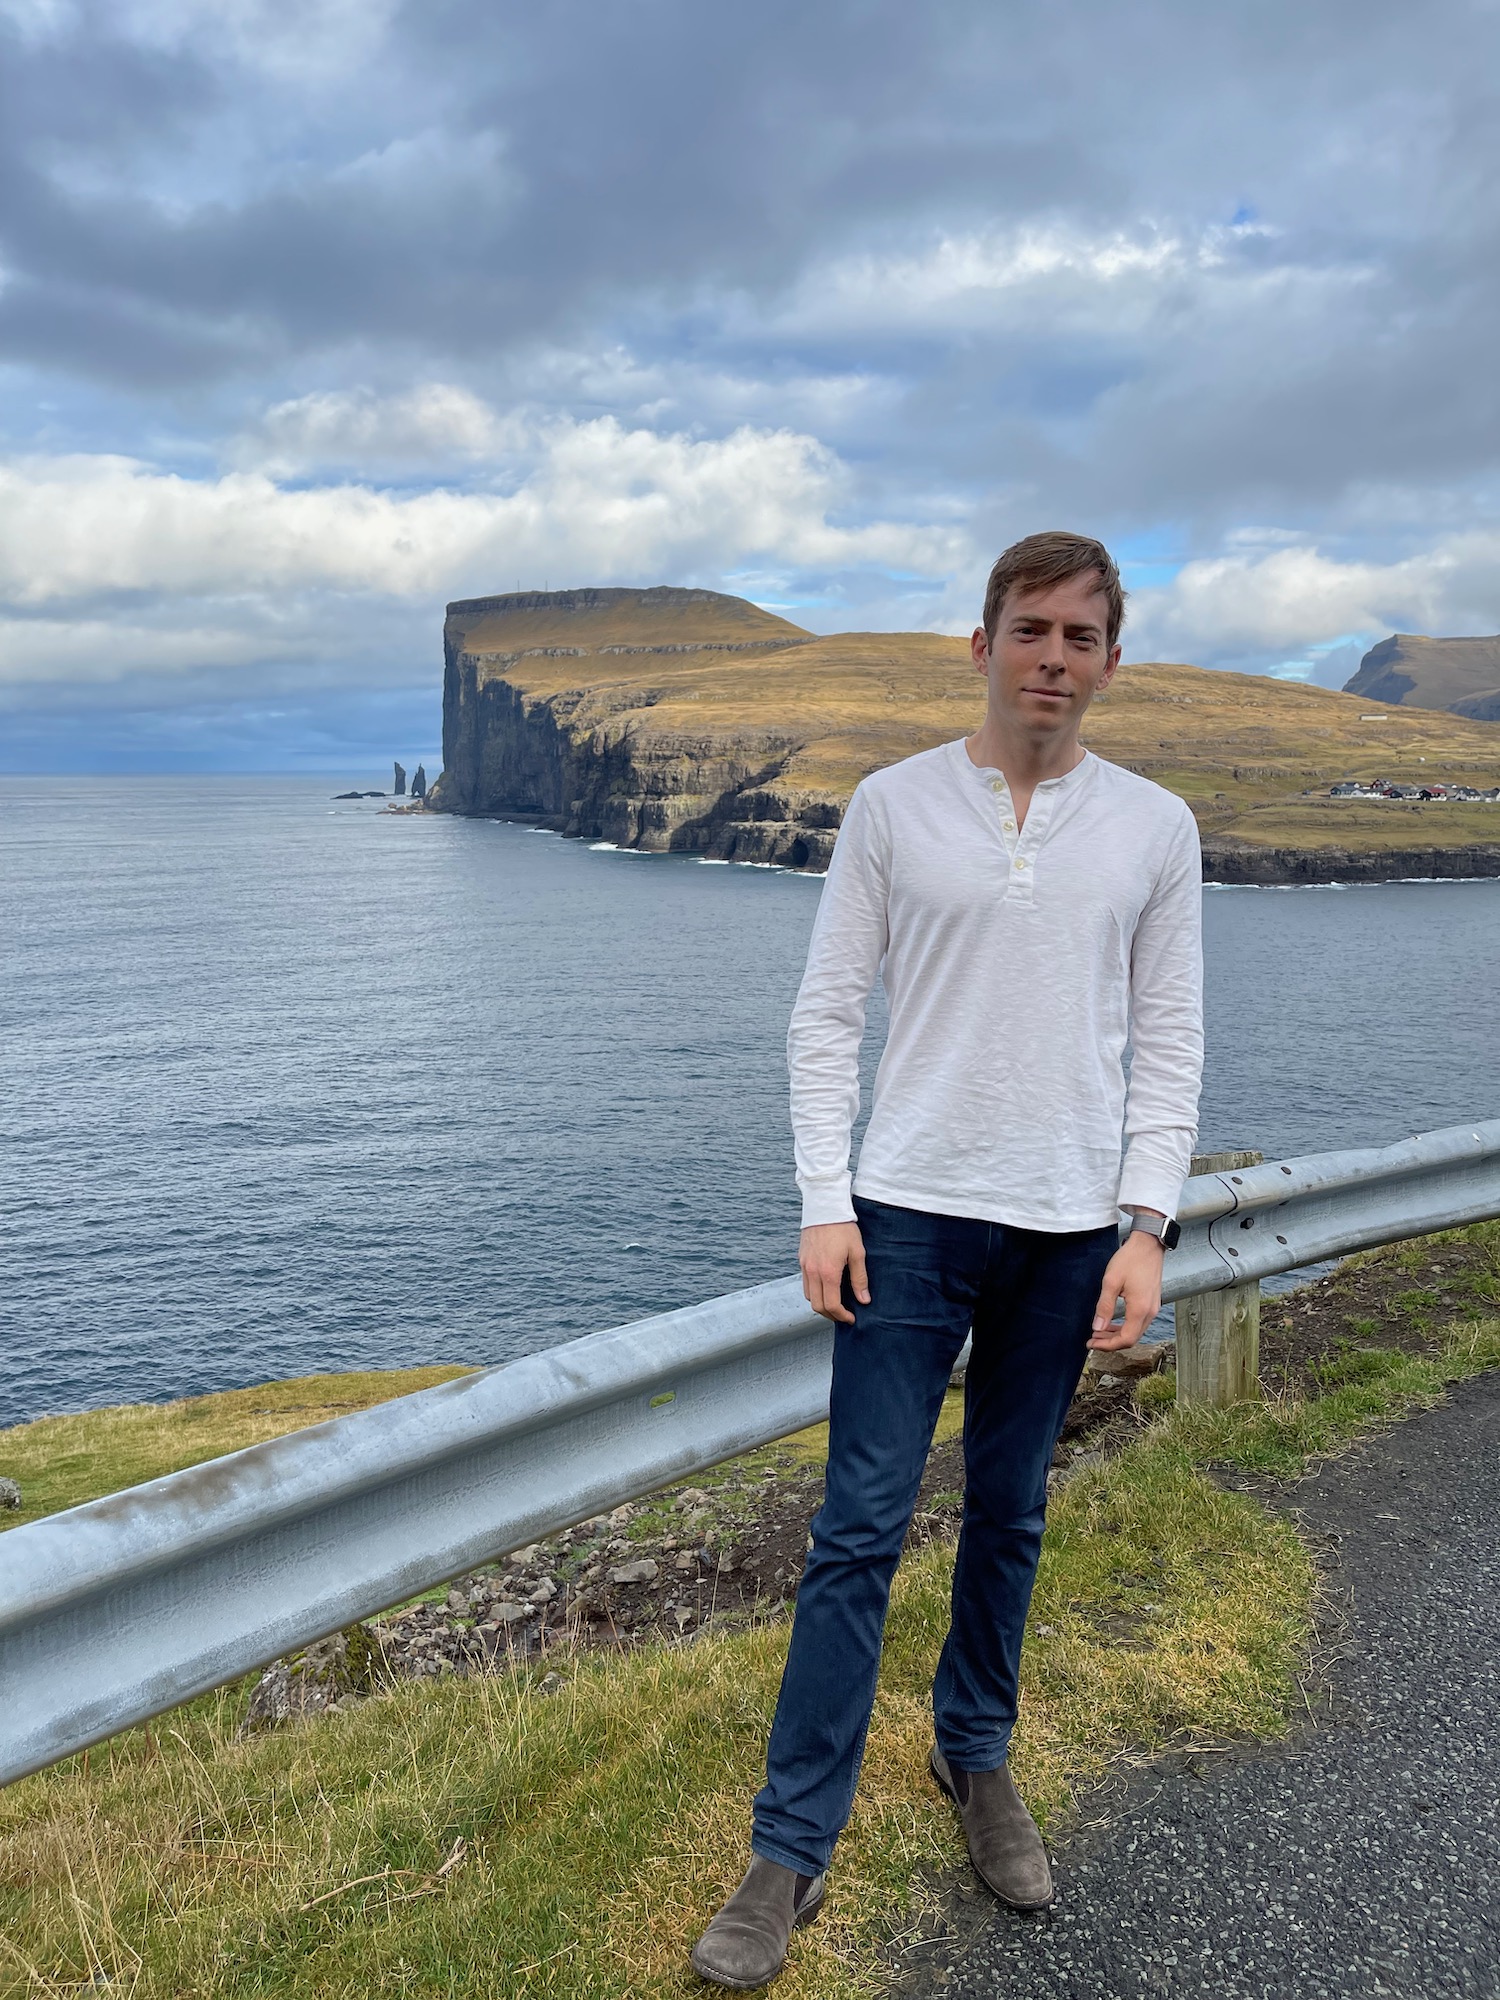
1257, 1227, 1499, 1395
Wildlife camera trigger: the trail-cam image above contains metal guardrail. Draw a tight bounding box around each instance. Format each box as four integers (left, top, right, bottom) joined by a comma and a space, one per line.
1165, 1121, 1500, 1296
3, 1117, 1499, 1787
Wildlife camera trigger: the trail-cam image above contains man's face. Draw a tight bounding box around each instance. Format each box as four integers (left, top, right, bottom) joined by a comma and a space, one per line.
969, 572, 1120, 736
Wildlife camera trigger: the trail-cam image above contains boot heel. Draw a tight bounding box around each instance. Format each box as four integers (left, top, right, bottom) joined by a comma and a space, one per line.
793, 1883, 826, 1929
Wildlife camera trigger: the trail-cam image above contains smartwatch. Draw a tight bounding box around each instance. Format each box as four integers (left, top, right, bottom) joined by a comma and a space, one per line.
1124, 1212, 1181, 1250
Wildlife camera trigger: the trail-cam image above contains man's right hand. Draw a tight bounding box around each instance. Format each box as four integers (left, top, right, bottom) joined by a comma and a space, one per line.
800, 1222, 870, 1324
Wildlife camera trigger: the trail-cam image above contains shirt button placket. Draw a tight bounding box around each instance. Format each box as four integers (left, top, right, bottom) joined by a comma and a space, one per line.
1013, 790, 1050, 906
989, 776, 1019, 868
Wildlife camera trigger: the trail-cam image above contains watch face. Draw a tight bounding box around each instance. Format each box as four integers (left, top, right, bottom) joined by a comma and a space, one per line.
1163, 1218, 1181, 1250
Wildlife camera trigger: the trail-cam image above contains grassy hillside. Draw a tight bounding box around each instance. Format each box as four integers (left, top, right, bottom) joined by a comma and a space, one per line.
452, 599, 1500, 855
0, 1369, 475, 1533
1346, 633, 1500, 721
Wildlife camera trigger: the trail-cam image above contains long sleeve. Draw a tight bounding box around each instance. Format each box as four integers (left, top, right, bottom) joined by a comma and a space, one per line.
1118, 805, 1204, 1217
786, 784, 890, 1228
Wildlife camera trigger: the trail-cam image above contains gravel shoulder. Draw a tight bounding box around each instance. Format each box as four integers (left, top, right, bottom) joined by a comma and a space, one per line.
897, 1368, 1500, 2000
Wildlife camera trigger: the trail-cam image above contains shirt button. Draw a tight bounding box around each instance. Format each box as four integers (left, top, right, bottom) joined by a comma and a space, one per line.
1003, 819, 1016, 832
1014, 857, 1028, 870
989, 778, 1004, 793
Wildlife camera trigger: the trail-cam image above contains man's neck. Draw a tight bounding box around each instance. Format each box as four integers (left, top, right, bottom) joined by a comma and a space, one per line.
964, 719, 1085, 826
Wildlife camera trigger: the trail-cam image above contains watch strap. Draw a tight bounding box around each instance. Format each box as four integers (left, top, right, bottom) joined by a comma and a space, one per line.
1124, 1213, 1181, 1250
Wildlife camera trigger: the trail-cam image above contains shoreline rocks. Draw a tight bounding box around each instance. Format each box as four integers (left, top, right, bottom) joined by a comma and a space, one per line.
1199, 839, 1500, 886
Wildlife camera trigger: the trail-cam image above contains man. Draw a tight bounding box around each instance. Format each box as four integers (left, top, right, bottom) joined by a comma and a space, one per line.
692, 532, 1204, 1990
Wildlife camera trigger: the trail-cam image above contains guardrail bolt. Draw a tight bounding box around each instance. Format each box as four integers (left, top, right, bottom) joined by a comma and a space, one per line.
1175, 1150, 1263, 1407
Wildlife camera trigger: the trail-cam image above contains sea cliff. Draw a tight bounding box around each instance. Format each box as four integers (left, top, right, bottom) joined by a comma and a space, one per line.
1200, 840, 1500, 885
427, 587, 1500, 883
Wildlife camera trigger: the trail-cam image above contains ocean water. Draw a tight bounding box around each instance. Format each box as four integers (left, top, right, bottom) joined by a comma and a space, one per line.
3, 776, 1498, 1428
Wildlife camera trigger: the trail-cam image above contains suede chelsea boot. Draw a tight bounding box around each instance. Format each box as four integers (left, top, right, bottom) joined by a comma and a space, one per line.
930, 1745, 1054, 1908
690, 1854, 826, 1989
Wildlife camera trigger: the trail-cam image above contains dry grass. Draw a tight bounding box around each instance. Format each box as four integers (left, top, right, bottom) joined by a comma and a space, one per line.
5, 1292, 1495, 1996
455, 602, 1500, 855
0, 1428, 1312, 2000
447, 587, 808, 660
0, 1369, 474, 1532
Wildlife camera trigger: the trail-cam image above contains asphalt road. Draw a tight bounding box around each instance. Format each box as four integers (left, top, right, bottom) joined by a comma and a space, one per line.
899, 1371, 1500, 2000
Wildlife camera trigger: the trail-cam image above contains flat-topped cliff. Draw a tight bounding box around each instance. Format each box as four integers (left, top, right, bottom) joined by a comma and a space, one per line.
427, 587, 1500, 878
1346, 634, 1500, 722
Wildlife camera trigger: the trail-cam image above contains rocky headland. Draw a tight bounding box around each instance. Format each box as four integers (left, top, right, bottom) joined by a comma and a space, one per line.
425, 586, 1500, 883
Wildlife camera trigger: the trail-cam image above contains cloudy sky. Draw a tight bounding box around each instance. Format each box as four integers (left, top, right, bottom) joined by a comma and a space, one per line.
2, 0, 1498, 771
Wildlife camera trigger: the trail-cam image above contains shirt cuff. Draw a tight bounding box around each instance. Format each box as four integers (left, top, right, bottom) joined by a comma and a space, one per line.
1117, 1147, 1190, 1221
797, 1174, 857, 1229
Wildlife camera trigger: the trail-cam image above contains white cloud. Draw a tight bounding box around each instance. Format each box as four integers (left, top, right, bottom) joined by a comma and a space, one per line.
0, 414, 968, 688
0, 613, 299, 686
1127, 534, 1500, 667
239, 369, 896, 484
236, 384, 523, 476
772, 219, 1358, 339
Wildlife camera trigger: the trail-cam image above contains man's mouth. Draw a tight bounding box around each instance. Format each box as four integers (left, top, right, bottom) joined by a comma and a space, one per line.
1023, 687, 1070, 701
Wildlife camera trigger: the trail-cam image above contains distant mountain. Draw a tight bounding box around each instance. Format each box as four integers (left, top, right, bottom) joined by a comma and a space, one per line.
1344, 634, 1500, 722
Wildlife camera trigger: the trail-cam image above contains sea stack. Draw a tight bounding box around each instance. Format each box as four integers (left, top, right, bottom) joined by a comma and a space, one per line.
394, 761, 407, 796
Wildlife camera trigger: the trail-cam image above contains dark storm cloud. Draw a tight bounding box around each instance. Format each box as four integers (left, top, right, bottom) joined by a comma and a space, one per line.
0, 2, 1480, 359
1, 0, 1498, 764
2, 0, 1494, 539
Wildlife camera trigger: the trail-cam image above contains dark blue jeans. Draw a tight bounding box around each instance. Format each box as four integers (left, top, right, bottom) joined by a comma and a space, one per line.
751, 1197, 1117, 1876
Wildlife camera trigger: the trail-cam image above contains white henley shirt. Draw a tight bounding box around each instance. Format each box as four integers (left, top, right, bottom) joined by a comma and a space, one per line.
788, 738, 1204, 1233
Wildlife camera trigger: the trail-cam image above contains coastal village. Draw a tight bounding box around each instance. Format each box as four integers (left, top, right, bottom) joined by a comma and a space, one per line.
1327, 777, 1500, 801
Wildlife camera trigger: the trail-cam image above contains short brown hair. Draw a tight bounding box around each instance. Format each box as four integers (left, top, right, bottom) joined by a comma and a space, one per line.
982, 531, 1126, 649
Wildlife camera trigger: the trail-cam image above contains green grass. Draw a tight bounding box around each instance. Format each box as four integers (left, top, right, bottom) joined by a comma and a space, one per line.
0, 1370, 476, 1533
0, 1427, 1314, 2000
1167, 1319, 1500, 1478
2, 1291, 1495, 1998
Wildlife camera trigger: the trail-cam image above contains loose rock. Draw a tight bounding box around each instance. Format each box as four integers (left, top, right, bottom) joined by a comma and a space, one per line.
0, 1477, 21, 1511
1085, 1340, 1172, 1381
241, 1626, 386, 1734
608, 1559, 660, 1586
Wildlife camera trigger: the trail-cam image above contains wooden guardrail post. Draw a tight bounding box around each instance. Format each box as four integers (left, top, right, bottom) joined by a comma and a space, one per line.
1175, 1149, 1264, 1406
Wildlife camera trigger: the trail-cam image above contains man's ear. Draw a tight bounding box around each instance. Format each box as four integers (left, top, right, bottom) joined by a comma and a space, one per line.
970, 626, 990, 674
1096, 644, 1122, 694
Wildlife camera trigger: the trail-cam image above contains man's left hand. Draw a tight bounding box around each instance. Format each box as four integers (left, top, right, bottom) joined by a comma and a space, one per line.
1089, 1230, 1165, 1350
